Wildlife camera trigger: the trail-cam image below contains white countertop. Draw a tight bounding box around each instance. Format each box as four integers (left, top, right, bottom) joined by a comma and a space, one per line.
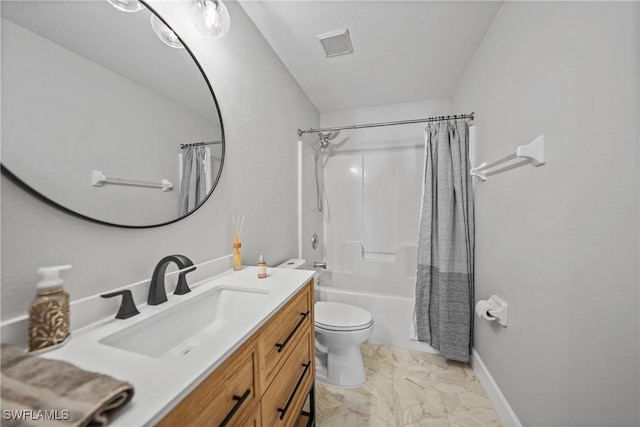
41, 267, 315, 426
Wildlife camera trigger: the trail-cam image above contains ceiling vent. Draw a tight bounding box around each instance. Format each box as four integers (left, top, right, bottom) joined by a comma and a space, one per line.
317, 29, 353, 58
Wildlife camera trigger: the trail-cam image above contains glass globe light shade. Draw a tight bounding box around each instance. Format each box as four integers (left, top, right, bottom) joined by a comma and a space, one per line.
150, 14, 184, 49
194, 0, 230, 39
107, 0, 144, 13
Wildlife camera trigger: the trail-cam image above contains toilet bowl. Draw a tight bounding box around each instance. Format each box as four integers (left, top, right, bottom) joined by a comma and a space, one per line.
314, 301, 373, 387
275, 259, 374, 388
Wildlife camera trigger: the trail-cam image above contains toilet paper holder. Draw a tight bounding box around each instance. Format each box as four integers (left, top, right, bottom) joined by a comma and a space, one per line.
476, 295, 508, 327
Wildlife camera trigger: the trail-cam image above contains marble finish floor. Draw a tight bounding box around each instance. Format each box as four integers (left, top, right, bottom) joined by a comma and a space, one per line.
315, 344, 502, 427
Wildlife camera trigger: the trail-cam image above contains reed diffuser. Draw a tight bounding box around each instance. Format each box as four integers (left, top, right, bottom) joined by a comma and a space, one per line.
232, 215, 244, 271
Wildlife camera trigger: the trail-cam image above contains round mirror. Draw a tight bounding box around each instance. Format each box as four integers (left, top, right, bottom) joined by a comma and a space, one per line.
1, 0, 224, 227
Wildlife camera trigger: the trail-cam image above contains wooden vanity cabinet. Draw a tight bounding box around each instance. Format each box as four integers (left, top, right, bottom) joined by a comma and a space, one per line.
259, 281, 313, 389
261, 324, 314, 427
159, 278, 315, 427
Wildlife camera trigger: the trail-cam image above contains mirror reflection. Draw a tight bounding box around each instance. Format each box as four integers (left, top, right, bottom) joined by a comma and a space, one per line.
1, 0, 224, 227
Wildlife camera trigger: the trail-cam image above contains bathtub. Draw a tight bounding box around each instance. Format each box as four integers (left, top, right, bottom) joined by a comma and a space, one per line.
314, 270, 436, 354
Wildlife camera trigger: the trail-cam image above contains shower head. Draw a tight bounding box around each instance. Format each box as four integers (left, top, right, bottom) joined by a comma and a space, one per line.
326, 130, 341, 140
318, 130, 341, 148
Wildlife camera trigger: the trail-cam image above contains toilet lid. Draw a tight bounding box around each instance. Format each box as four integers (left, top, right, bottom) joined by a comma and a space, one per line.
315, 302, 373, 331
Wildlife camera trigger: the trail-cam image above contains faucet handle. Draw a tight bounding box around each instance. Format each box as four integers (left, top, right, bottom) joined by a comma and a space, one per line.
101, 290, 140, 319
174, 265, 196, 295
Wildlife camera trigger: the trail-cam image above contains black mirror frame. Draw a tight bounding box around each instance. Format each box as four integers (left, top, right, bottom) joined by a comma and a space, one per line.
0, 0, 225, 229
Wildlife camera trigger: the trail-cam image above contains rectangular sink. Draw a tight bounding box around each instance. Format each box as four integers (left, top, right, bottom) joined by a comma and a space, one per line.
99, 286, 270, 359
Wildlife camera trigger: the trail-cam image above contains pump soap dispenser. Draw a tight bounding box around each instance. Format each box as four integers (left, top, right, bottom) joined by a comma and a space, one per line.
29, 265, 71, 352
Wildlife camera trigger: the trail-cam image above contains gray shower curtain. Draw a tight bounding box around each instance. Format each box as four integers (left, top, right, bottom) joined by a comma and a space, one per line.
415, 120, 474, 362
179, 146, 209, 215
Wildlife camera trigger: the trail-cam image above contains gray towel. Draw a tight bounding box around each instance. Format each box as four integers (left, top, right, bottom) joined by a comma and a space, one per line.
1, 344, 133, 427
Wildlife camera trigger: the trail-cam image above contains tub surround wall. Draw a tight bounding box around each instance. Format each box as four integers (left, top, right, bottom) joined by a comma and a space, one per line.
310, 100, 451, 356
1, 1, 320, 321
319, 99, 449, 296
320, 269, 413, 298
451, 2, 639, 426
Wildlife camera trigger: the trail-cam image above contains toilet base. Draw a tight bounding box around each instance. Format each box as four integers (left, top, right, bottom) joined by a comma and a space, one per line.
315, 345, 367, 388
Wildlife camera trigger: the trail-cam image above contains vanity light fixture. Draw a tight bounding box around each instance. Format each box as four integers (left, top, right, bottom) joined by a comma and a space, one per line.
150, 14, 185, 49
106, 0, 144, 13
194, 0, 230, 39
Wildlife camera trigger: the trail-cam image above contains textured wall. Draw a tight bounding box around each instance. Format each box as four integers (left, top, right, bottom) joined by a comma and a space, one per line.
451, 2, 639, 426
1, 0, 319, 320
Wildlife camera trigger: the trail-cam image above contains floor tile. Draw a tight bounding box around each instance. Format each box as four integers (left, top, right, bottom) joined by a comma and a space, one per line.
316, 343, 502, 427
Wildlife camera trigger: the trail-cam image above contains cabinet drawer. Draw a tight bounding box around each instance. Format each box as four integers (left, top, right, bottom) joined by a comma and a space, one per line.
158, 341, 259, 427
262, 326, 314, 427
259, 281, 312, 388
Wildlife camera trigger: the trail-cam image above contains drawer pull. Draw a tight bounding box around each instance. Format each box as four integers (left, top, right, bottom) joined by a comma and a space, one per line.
275, 311, 310, 353
277, 361, 311, 420
219, 389, 251, 427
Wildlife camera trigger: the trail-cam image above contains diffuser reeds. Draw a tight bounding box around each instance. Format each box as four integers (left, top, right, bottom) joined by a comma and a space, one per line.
232, 215, 244, 271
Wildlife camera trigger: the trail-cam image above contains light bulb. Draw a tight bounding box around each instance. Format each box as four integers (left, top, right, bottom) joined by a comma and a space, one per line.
194, 0, 230, 39
107, 0, 144, 13
204, 6, 220, 29
150, 14, 184, 49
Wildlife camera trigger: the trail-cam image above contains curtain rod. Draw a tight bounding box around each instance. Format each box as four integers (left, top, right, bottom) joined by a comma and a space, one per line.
297, 112, 474, 136
180, 141, 222, 149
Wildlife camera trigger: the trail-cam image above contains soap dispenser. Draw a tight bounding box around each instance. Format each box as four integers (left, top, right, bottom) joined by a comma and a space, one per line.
29, 265, 71, 352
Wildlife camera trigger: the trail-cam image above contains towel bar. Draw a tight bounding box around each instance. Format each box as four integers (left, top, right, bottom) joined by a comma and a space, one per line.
470, 135, 546, 181
91, 170, 173, 192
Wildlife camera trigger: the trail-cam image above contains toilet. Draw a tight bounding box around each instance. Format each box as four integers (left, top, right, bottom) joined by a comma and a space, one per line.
314, 301, 373, 387
276, 259, 374, 388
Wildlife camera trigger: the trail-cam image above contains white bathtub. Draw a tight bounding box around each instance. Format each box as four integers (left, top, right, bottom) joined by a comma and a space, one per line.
314, 270, 436, 354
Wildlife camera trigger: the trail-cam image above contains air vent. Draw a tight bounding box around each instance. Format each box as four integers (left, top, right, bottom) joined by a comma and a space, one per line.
317, 29, 353, 58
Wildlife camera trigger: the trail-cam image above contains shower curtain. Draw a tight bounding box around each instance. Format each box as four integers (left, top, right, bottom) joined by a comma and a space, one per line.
414, 120, 474, 362
179, 146, 211, 215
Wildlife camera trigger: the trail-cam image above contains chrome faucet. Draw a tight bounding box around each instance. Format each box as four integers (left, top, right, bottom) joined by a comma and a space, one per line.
148, 255, 196, 305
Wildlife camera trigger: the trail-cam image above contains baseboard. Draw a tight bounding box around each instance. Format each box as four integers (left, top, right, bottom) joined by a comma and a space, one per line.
471, 348, 523, 427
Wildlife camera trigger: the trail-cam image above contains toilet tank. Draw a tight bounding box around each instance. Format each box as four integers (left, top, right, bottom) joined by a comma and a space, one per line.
275, 259, 306, 269
277, 259, 319, 302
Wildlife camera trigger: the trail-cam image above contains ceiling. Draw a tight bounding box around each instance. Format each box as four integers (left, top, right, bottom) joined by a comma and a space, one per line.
239, 1, 503, 113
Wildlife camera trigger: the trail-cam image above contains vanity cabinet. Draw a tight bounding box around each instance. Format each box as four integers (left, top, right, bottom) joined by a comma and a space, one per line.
262, 324, 314, 427
159, 278, 314, 427
259, 282, 313, 388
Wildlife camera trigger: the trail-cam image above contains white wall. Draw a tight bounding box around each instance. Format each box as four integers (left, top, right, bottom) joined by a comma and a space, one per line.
451, 2, 639, 426
318, 99, 449, 297
1, 1, 319, 320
